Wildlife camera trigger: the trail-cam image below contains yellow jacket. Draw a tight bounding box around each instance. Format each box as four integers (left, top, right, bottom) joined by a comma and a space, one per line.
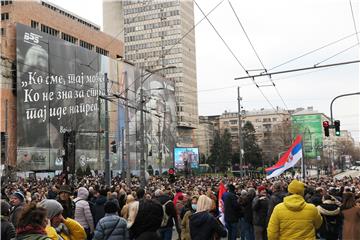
46, 218, 87, 240
267, 194, 322, 240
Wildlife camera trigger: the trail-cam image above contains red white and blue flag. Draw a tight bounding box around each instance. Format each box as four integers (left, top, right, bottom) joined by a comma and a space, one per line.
218, 181, 226, 225
265, 135, 303, 179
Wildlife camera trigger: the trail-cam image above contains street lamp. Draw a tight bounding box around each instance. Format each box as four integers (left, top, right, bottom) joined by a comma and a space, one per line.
139, 66, 176, 188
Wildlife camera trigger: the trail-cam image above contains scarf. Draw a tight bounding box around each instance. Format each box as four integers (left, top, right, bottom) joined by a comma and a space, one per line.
16, 224, 47, 235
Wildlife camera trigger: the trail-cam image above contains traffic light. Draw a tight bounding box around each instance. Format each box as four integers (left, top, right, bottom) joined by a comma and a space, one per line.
323, 121, 330, 137
334, 120, 341, 136
111, 140, 117, 153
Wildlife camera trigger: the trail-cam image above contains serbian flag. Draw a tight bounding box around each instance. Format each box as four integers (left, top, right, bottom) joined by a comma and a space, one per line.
266, 135, 303, 179
218, 181, 226, 225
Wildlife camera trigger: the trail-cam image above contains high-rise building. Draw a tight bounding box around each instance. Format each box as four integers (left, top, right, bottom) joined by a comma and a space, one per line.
103, 0, 198, 146
0, 0, 123, 168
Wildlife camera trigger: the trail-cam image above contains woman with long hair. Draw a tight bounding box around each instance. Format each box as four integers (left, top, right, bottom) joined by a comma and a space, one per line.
16, 203, 50, 240
341, 192, 360, 240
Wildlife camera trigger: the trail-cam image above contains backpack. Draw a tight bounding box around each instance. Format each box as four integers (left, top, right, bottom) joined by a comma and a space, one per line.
323, 215, 340, 238
75, 199, 96, 224
160, 200, 173, 227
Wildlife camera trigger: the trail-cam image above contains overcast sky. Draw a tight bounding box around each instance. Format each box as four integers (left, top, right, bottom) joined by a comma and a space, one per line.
48, 0, 360, 141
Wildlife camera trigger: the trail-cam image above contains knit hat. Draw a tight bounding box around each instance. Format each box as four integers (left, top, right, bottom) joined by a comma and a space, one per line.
104, 200, 120, 213
288, 179, 305, 196
1, 200, 11, 216
59, 185, 72, 194
38, 199, 63, 219
257, 185, 266, 193
11, 191, 25, 202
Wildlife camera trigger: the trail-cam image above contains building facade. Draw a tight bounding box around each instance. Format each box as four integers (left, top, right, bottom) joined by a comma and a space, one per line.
195, 116, 215, 161
103, 0, 198, 147
0, 0, 123, 168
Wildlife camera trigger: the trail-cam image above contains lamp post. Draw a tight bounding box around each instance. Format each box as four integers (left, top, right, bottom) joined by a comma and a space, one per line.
139, 66, 175, 188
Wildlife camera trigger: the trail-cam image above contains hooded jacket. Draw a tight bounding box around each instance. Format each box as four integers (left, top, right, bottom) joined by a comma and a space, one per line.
46, 218, 86, 240
267, 194, 322, 240
316, 201, 342, 240
74, 187, 94, 232
189, 211, 227, 240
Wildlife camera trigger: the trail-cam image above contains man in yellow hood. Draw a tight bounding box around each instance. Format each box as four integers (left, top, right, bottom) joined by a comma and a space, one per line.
267, 179, 322, 240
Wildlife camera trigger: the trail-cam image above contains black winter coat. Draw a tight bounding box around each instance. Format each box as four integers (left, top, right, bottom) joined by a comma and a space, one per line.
223, 192, 240, 223
266, 191, 286, 223
93, 195, 107, 225
1, 217, 16, 240
317, 203, 343, 240
189, 211, 227, 240
252, 196, 269, 227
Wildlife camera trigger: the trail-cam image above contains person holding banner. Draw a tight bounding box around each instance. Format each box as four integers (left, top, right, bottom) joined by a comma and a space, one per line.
267, 179, 322, 240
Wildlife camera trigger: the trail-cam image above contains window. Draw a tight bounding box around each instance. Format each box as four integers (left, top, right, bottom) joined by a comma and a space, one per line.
1, 13, 9, 21
41, 24, 59, 36
1, 28, 5, 36
229, 120, 238, 125
96, 47, 109, 56
80, 40, 94, 50
1, 1, 12, 6
61, 32, 77, 44
31, 20, 39, 29
272, 118, 277, 122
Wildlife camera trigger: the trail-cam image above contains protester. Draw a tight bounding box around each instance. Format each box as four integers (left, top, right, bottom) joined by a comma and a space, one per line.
39, 199, 86, 240
129, 199, 163, 240
92, 187, 107, 226
189, 195, 227, 240
223, 184, 240, 240
56, 185, 74, 219
10, 191, 25, 227
252, 185, 269, 240
15, 203, 50, 240
267, 179, 323, 240
181, 195, 198, 240
154, 189, 181, 240
74, 187, 95, 239
341, 192, 360, 240
93, 199, 129, 240
266, 181, 286, 224
1, 200, 16, 240
239, 188, 255, 240
316, 195, 342, 240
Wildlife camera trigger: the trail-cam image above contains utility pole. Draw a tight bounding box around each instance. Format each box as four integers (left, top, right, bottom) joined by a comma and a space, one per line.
158, 118, 162, 175
124, 72, 131, 185
139, 85, 146, 188
121, 127, 125, 179
104, 73, 111, 186
237, 87, 243, 177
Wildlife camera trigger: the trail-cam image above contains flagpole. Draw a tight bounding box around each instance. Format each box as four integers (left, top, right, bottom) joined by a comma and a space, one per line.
301, 137, 305, 180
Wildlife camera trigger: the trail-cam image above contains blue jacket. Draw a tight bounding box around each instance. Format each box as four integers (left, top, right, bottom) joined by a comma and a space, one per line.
93, 213, 129, 240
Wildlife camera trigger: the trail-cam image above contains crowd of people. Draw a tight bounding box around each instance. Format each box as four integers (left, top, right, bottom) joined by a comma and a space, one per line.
1, 173, 360, 240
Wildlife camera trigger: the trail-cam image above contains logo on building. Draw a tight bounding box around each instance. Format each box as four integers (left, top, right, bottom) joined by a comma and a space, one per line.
24, 32, 42, 46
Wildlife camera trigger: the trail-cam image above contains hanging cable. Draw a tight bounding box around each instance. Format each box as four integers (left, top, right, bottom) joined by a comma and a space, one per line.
349, 0, 359, 44
228, 0, 288, 110
268, 31, 359, 72
314, 42, 360, 66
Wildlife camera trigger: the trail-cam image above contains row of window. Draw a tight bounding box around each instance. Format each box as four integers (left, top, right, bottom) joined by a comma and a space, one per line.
124, 10, 180, 24
124, 1, 179, 15
125, 29, 181, 42
41, 1, 100, 31
125, 48, 181, 59
125, 19, 181, 33
31, 20, 108, 56
1, 13, 9, 21
1, 0, 12, 6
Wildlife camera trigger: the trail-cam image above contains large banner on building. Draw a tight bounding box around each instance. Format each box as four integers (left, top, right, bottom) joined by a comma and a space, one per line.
291, 114, 323, 159
124, 64, 177, 171
16, 24, 120, 171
